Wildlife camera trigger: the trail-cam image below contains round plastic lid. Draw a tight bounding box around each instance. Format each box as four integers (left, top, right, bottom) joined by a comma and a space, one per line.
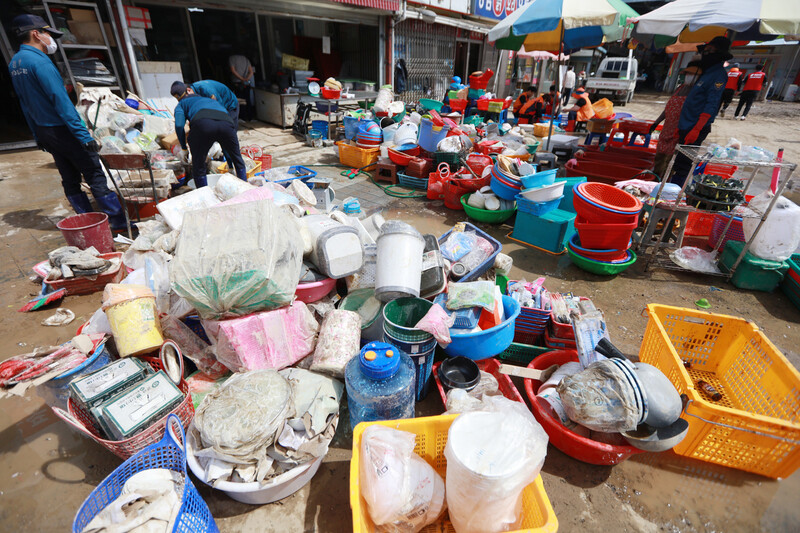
359, 341, 400, 380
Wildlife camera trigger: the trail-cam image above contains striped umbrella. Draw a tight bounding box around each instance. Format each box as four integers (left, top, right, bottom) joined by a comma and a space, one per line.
633, 0, 800, 38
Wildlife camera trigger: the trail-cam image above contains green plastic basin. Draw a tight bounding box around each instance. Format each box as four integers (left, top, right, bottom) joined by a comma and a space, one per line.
460, 194, 516, 224
567, 247, 637, 275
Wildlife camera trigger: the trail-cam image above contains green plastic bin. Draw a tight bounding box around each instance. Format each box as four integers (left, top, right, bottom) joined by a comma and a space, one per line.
719, 240, 789, 292
497, 342, 550, 365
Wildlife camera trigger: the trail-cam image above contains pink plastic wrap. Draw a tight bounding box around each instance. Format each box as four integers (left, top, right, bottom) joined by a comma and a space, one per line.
201, 302, 319, 372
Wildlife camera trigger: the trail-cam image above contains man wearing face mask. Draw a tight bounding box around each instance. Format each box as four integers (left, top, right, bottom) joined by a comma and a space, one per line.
8, 14, 126, 230
670, 36, 733, 185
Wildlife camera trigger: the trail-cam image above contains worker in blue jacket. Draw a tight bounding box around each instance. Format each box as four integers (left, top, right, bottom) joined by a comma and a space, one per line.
8, 14, 126, 230
170, 81, 246, 187
188, 79, 240, 124
670, 36, 732, 185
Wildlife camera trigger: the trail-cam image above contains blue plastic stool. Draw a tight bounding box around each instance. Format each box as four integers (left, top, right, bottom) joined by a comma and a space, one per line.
627, 132, 652, 147
584, 132, 608, 145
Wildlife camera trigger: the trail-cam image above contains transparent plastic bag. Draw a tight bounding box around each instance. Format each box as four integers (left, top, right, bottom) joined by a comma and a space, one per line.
445, 397, 548, 533
170, 199, 303, 319
212, 173, 254, 201
414, 303, 455, 346
440, 231, 477, 262
445, 281, 495, 311
669, 246, 721, 274
743, 191, 800, 261
360, 425, 446, 532
457, 236, 493, 273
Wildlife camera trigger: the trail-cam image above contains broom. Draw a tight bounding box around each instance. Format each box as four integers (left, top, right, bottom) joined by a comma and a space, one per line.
19, 282, 66, 313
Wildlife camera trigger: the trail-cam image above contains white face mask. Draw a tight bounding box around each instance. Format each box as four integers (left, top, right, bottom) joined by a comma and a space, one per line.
38, 32, 58, 55
684, 75, 697, 85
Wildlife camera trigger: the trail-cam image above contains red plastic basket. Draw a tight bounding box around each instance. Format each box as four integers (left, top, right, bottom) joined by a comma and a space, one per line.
573, 194, 641, 225
685, 211, 716, 237
708, 213, 745, 249
52, 356, 195, 460
575, 216, 638, 250
565, 159, 652, 186
37, 252, 126, 296
476, 99, 490, 111
444, 179, 471, 210
543, 327, 577, 349
477, 139, 504, 156
576, 182, 642, 212
568, 234, 629, 262
618, 118, 654, 135
465, 153, 493, 176
523, 350, 643, 465
575, 149, 654, 170
703, 163, 737, 177
432, 358, 524, 407
450, 99, 468, 112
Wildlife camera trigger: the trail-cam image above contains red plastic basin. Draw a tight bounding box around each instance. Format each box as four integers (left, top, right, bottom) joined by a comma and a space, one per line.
523, 350, 643, 465
295, 278, 336, 303
575, 216, 638, 250
565, 159, 650, 186
573, 194, 641, 225
576, 182, 642, 212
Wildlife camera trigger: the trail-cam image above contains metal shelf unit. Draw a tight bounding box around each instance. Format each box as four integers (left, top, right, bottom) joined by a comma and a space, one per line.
634, 144, 797, 277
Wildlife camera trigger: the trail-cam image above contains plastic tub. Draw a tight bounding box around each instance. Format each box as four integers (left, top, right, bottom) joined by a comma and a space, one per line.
382, 297, 434, 343
187, 432, 324, 504
574, 216, 638, 250
419, 98, 444, 112
105, 297, 164, 357
491, 172, 523, 201
39, 341, 111, 410
57, 212, 114, 253
520, 169, 557, 189
576, 182, 642, 212
295, 277, 336, 303
719, 240, 789, 292
418, 118, 449, 153
375, 221, 425, 302
311, 120, 329, 139
567, 247, 636, 275
573, 192, 641, 224
523, 350, 643, 465
519, 181, 566, 203
337, 142, 380, 169
444, 180, 471, 210
444, 296, 521, 360
388, 148, 414, 166
568, 234, 629, 262
461, 194, 516, 224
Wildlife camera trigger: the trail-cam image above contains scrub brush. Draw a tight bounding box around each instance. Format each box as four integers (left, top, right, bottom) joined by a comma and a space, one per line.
18, 282, 66, 312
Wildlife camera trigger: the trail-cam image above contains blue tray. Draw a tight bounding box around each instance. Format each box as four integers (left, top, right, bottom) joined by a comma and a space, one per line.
438, 222, 502, 283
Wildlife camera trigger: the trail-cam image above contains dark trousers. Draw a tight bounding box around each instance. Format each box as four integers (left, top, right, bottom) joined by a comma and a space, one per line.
670, 126, 711, 186
562, 89, 573, 106
735, 90, 758, 117
233, 84, 254, 121
188, 118, 246, 185
36, 125, 112, 197
719, 88, 735, 111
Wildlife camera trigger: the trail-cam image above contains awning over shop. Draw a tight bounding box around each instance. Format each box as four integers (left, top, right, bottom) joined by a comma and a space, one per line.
330, 0, 399, 11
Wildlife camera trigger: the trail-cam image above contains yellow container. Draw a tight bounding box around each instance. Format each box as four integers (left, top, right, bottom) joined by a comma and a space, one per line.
350, 414, 559, 532
533, 123, 550, 138
106, 297, 164, 357
639, 304, 800, 478
337, 141, 380, 169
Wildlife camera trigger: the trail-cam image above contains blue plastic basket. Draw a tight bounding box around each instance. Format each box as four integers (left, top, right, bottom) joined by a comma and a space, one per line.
520, 169, 557, 189
72, 414, 218, 533
491, 173, 522, 201
397, 172, 429, 190
434, 293, 481, 329
437, 222, 502, 283
516, 195, 563, 216
40, 341, 112, 410
343, 116, 359, 140
315, 101, 338, 113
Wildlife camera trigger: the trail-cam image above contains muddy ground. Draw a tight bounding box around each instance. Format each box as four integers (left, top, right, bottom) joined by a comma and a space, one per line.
0, 94, 799, 532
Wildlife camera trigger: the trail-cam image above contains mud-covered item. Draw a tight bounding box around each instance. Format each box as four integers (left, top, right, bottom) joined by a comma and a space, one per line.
445, 281, 496, 311
310, 309, 362, 377
359, 425, 447, 532
170, 200, 303, 319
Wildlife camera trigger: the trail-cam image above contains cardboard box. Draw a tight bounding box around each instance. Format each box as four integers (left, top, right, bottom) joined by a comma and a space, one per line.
69, 8, 98, 22
68, 21, 117, 47
159, 132, 179, 151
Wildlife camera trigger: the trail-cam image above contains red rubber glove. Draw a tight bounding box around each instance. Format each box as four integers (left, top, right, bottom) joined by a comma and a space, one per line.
685, 113, 711, 145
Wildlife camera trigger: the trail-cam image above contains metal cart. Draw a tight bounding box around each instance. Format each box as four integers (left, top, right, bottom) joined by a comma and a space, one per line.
99, 153, 160, 239
633, 144, 797, 277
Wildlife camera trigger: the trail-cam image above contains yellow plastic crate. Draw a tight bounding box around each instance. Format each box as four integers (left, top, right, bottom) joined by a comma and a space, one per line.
639, 304, 800, 478
337, 141, 379, 170
350, 415, 559, 532
217, 160, 261, 178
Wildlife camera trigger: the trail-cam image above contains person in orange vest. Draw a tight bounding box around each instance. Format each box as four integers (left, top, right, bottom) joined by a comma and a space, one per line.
564, 87, 594, 131
545, 84, 560, 115
518, 92, 548, 124
735, 64, 766, 120
513, 85, 535, 118
719, 63, 743, 117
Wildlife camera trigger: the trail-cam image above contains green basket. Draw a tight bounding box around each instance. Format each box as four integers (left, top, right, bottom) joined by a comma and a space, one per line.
419, 98, 444, 112
567, 247, 637, 275
497, 342, 551, 366
526, 141, 541, 155
464, 115, 482, 126
382, 297, 434, 342
461, 194, 516, 224
434, 151, 463, 171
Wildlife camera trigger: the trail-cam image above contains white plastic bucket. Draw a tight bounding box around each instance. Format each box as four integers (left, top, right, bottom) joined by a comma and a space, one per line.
303, 215, 364, 279
375, 221, 424, 302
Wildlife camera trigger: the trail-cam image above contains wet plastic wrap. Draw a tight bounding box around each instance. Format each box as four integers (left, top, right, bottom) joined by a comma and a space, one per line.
359, 425, 446, 533
170, 200, 303, 320
309, 309, 361, 378
201, 303, 319, 373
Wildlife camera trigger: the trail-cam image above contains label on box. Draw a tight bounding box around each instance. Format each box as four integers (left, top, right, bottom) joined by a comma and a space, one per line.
99, 371, 182, 440
69, 358, 149, 407
421, 250, 443, 271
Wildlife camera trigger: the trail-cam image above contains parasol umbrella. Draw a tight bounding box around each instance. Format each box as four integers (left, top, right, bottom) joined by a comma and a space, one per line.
489, 0, 639, 149
633, 0, 800, 40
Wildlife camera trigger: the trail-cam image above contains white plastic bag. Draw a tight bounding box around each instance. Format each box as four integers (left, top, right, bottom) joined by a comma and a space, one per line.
444, 397, 548, 533
743, 191, 800, 261
360, 425, 446, 532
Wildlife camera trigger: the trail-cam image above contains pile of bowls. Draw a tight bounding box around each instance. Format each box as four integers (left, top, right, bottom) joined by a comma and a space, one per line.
570, 182, 641, 274
356, 120, 382, 149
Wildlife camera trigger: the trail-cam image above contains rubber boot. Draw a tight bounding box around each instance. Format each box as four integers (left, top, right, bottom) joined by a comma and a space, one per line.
194, 174, 209, 188
235, 166, 247, 181
566, 119, 576, 132
66, 193, 93, 214
94, 193, 128, 231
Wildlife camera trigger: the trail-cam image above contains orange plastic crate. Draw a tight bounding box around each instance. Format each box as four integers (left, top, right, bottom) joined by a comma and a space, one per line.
351, 415, 559, 532
337, 141, 380, 169
639, 304, 800, 478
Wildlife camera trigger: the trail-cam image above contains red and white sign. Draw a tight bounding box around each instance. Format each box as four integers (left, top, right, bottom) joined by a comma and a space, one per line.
124, 6, 152, 30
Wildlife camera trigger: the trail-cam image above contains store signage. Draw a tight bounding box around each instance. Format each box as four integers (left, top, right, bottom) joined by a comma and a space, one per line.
472, 0, 532, 21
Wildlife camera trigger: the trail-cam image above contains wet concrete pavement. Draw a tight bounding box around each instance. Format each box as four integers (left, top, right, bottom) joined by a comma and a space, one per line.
1, 97, 800, 532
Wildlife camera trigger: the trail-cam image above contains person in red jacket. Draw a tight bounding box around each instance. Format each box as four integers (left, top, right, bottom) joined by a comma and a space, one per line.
719, 63, 743, 117
735, 64, 766, 120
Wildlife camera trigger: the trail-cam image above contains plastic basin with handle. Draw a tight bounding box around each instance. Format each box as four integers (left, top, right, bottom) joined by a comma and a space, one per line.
444, 296, 521, 360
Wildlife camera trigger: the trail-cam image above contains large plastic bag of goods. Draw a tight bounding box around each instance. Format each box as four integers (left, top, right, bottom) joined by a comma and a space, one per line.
201, 302, 319, 372
360, 425, 446, 532
444, 396, 548, 533
170, 199, 303, 319
157, 186, 221, 230
743, 191, 800, 261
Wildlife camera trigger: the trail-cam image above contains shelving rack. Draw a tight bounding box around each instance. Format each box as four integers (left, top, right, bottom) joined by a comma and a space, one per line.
633, 144, 797, 277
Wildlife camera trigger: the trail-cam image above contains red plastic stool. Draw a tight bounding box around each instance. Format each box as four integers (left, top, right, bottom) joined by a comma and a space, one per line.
375, 158, 398, 185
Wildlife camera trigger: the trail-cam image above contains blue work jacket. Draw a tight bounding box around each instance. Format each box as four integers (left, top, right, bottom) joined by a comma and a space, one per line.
190, 80, 239, 113
173, 94, 232, 148
678, 62, 727, 132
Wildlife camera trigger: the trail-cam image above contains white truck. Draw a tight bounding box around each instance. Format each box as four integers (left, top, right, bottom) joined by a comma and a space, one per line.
585, 57, 638, 106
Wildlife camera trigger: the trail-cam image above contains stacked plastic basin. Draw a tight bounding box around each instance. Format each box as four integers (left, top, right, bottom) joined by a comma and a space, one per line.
569, 182, 641, 273
781, 254, 800, 310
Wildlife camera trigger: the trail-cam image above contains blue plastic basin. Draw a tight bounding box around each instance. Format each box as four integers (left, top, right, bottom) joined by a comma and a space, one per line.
444, 296, 521, 360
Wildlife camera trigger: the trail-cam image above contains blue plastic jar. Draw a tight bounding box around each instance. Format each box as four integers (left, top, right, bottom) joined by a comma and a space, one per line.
345, 341, 415, 429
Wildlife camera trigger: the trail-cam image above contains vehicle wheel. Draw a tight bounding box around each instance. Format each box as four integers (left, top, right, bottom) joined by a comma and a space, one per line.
619, 100, 627, 107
